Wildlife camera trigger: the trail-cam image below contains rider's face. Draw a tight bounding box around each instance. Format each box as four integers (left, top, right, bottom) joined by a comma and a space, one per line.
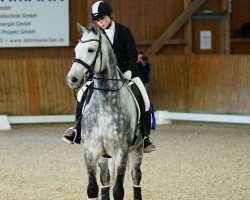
96, 16, 111, 29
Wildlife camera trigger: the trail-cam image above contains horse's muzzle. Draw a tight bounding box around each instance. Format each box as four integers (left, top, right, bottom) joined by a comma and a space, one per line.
66, 76, 81, 89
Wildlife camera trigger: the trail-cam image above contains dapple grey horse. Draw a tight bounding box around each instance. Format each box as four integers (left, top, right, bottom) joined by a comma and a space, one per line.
66, 23, 143, 200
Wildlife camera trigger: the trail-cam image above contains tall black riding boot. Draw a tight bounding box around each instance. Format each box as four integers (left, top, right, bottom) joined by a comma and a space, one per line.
73, 99, 84, 141
62, 95, 86, 144
141, 110, 151, 137
141, 110, 156, 153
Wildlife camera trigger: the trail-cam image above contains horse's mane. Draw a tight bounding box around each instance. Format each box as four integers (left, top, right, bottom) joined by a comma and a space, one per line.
86, 23, 99, 35
82, 23, 117, 73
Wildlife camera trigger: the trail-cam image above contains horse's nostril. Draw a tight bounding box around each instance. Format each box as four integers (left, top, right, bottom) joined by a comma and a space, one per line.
72, 77, 78, 83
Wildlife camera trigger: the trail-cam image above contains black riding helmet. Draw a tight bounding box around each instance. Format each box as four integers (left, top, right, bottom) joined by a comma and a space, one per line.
91, 1, 113, 21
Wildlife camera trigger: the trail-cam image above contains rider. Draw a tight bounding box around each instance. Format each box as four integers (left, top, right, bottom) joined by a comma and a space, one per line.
62, 0, 155, 153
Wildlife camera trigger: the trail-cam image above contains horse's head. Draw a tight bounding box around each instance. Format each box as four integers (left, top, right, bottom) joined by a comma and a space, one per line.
66, 23, 109, 89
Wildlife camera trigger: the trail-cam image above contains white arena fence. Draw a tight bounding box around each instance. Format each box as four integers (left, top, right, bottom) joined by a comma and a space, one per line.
1, 111, 250, 130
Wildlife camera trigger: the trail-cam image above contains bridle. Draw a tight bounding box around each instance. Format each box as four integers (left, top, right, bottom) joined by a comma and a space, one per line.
72, 33, 102, 75
71, 32, 127, 92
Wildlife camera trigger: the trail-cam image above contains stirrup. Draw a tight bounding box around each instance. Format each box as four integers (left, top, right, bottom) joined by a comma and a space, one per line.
62, 127, 77, 144
142, 136, 156, 153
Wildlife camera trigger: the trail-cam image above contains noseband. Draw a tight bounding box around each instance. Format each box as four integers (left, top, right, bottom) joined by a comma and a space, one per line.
72, 33, 102, 74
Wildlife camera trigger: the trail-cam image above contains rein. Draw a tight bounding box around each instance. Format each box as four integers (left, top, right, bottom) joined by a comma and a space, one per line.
87, 66, 128, 92
86, 76, 127, 92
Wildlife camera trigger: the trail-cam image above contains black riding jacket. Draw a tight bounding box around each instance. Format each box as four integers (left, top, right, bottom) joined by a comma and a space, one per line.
101, 21, 138, 78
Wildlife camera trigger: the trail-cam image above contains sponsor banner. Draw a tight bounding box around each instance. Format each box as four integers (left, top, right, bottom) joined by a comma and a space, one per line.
0, 0, 69, 47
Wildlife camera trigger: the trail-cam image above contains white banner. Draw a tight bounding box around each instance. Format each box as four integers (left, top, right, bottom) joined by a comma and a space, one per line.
0, 0, 69, 47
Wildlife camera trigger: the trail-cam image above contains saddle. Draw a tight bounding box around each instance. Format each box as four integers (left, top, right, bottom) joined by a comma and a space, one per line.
78, 77, 155, 153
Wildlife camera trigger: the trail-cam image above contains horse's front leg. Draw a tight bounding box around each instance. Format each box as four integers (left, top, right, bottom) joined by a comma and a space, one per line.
113, 151, 128, 200
131, 145, 143, 200
98, 157, 110, 200
84, 150, 99, 199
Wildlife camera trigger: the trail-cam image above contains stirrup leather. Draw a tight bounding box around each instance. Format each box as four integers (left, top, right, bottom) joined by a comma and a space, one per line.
62, 127, 77, 144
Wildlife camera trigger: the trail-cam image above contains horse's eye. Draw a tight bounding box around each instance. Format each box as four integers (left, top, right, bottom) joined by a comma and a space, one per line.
88, 48, 95, 53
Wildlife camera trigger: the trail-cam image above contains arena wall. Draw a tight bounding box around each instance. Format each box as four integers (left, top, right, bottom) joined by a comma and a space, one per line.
1, 0, 250, 115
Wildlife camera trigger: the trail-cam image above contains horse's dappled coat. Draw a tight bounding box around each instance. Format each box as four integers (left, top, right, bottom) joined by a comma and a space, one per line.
66, 23, 143, 200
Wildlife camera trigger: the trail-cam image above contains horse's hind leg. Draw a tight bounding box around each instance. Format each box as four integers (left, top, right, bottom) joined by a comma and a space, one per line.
113, 151, 128, 200
98, 157, 110, 200
131, 146, 143, 200
84, 150, 99, 199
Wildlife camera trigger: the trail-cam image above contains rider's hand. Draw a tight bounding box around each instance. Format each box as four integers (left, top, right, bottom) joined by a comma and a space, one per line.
123, 70, 132, 80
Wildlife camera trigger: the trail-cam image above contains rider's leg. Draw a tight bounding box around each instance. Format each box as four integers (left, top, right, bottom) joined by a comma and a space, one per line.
62, 92, 86, 144
131, 77, 150, 111
62, 81, 92, 144
131, 77, 156, 153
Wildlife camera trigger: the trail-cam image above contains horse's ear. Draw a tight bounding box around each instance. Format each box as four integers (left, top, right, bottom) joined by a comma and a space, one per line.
90, 23, 99, 35
77, 22, 86, 35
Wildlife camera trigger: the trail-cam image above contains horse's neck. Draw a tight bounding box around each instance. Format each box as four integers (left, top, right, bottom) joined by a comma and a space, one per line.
94, 64, 122, 92
92, 35, 124, 99
94, 41, 122, 94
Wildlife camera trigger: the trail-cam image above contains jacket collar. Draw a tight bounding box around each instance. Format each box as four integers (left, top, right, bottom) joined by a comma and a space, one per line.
113, 21, 121, 43
100, 21, 121, 45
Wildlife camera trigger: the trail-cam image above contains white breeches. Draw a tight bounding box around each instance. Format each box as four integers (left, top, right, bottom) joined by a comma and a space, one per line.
77, 78, 150, 112
131, 77, 150, 111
